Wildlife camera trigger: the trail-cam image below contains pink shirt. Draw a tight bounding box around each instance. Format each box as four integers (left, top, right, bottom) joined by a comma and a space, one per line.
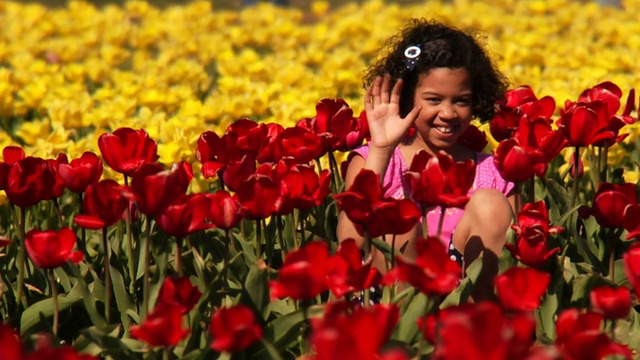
350, 144, 514, 245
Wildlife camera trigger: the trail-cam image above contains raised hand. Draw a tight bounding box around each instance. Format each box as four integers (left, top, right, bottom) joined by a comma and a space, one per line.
364, 74, 421, 151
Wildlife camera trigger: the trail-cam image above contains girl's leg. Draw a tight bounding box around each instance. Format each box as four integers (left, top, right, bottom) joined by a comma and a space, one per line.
451, 189, 514, 302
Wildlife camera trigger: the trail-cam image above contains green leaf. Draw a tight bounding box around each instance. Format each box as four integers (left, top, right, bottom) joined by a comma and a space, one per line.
264, 309, 305, 349
20, 282, 83, 335
109, 263, 134, 329
257, 339, 284, 360
392, 292, 427, 343
243, 264, 270, 319
372, 238, 393, 264
68, 263, 107, 328
545, 178, 572, 214
615, 308, 640, 353
439, 256, 482, 309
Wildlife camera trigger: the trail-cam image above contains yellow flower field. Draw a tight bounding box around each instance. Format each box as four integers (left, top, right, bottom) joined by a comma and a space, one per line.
0, 0, 639, 165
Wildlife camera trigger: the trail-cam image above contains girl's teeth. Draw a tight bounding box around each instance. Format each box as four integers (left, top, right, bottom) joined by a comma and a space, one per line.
437, 127, 453, 134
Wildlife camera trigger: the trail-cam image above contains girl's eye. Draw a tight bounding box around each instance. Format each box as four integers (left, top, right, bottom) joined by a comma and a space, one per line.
425, 98, 440, 103
457, 99, 471, 105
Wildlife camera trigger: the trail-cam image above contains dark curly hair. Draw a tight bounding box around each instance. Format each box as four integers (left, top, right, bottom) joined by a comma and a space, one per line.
363, 18, 508, 122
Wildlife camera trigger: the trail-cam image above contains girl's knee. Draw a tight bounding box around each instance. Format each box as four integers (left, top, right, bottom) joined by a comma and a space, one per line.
467, 189, 513, 225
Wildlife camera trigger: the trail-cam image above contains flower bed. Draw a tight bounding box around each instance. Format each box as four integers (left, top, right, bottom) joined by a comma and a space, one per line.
1, 0, 640, 359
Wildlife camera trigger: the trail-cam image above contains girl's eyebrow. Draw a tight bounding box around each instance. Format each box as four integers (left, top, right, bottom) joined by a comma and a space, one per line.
420, 91, 473, 96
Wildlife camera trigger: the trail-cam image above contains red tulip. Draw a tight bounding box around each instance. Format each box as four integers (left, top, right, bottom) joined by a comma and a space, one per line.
236, 169, 280, 220
0, 323, 22, 360
130, 304, 189, 347
430, 302, 537, 360
403, 151, 475, 209
157, 277, 202, 314
622, 204, 640, 240
495, 267, 550, 312
490, 86, 556, 141
506, 201, 562, 267
557, 101, 616, 148
196, 130, 234, 178
222, 154, 257, 192
207, 190, 243, 230
559, 330, 632, 360
25, 346, 98, 360
296, 98, 353, 154
383, 237, 461, 296
209, 305, 263, 353
0, 146, 26, 190
5, 156, 53, 208
25, 227, 82, 269
98, 127, 159, 176
332, 110, 370, 152
227, 118, 268, 158
334, 169, 420, 237
309, 302, 399, 360
269, 240, 331, 300
584, 182, 636, 228
276, 163, 331, 214
555, 308, 604, 346
457, 123, 488, 152
74, 180, 129, 230
256, 122, 285, 163
58, 151, 103, 193
278, 126, 324, 163
493, 139, 538, 182
623, 242, 640, 297
0, 235, 10, 249
155, 194, 212, 238
128, 163, 190, 217
44, 153, 69, 200
589, 286, 631, 320
328, 239, 382, 298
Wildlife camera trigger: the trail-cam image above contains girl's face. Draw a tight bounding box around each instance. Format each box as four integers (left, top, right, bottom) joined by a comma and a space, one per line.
412, 67, 473, 154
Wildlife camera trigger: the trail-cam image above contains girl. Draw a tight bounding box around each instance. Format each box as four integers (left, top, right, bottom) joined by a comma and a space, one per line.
337, 19, 518, 302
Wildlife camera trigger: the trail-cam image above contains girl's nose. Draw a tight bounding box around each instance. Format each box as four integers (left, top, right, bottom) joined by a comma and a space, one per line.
439, 104, 457, 119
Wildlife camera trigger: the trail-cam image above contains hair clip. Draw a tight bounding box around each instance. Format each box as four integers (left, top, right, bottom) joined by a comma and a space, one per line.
404, 45, 421, 71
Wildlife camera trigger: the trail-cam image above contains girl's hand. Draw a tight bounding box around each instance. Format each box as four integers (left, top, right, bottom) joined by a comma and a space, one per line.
364, 74, 421, 151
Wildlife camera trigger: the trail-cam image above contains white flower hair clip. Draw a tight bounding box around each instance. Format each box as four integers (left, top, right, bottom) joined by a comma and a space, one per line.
404, 45, 421, 71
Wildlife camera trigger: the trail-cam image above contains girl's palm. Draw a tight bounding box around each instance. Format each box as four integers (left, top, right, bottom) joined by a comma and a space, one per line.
365, 76, 420, 150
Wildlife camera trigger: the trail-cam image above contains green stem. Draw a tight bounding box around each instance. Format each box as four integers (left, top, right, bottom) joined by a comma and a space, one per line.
529, 176, 535, 203
422, 211, 429, 238
224, 229, 230, 297
390, 234, 397, 269
572, 146, 581, 207
16, 207, 27, 311
417, 297, 431, 356
49, 269, 59, 336
290, 211, 299, 249
436, 207, 446, 241
175, 237, 183, 276
363, 228, 371, 307
163, 346, 171, 360
299, 211, 306, 245
53, 198, 64, 226
609, 228, 616, 283
102, 226, 111, 323
142, 218, 152, 320
124, 175, 135, 294
276, 216, 287, 264
255, 220, 263, 261
327, 149, 343, 193
78, 193, 88, 258
602, 142, 609, 183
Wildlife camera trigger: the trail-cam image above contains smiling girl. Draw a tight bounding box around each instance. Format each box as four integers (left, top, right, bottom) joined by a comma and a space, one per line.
337, 18, 518, 303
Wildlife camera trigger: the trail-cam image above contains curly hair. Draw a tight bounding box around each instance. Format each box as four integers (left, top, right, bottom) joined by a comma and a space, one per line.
363, 18, 508, 122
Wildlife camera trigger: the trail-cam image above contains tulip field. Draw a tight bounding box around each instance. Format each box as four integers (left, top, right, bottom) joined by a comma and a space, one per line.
2, 0, 640, 359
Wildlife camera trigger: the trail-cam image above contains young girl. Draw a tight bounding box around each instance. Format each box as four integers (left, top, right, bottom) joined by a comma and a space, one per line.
337, 18, 518, 302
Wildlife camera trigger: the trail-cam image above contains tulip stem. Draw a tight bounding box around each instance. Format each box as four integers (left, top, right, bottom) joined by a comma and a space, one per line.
528, 176, 535, 203
224, 229, 230, 297
124, 175, 135, 294
290, 212, 299, 249
255, 220, 263, 261
363, 229, 371, 307
77, 193, 88, 258
175, 237, 183, 277
572, 147, 580, 207
53, 198, 65, 225
436, 207, 446, 241
102, 226, 111, 323
142, 218, 152, 320
49, 269, 59, 336
276, 216, 287, 265
390, 234, 397, 269
16, 207, 27, 311
422, 212, 429, 238
163, 346, 170, 360
601, 143, 609, 183
609, 229, 616, 282
327, 149, 343, 192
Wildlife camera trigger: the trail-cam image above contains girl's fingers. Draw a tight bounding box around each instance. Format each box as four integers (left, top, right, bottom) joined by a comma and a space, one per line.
364, 86, 373, 113
380, 74, 391, 103
372, 76, 382, 106
403, 106, 422, 128
390, 78, 403, 104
